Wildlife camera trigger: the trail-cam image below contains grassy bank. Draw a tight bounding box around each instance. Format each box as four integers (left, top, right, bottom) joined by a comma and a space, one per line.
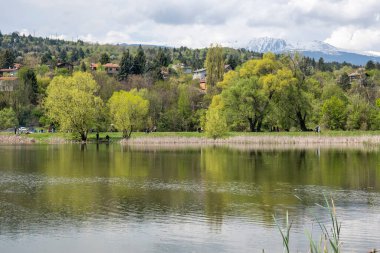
3, 130, 380, 144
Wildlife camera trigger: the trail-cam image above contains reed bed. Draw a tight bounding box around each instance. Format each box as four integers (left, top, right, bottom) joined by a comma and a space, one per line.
123, 135, 380, 145
0, 135, 36, 144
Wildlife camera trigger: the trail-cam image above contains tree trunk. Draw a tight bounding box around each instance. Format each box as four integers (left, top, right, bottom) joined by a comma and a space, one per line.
80, 131, 87, 142
248, 117, 257, 132
257, 118, 263, 132
296, 111, 308, 131
127, 126, 133, 139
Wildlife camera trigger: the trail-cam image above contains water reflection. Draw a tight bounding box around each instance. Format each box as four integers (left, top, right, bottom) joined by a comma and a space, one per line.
0, 144, 379, 252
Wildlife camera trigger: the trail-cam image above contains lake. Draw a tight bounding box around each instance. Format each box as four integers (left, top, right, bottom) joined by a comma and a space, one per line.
0, 143, 379, 252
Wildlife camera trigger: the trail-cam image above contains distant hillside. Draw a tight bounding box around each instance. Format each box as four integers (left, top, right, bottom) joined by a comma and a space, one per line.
0, 32, 259, 71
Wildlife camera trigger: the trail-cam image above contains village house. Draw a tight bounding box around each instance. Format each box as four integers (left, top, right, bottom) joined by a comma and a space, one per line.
173, 63, 192, 74
192, 68, 207, 80
348, 68, 368, 83
193, 65, 232, 91
0, 63, 22, 77
56, 62, 74, 72
90, 63, 99, 71
0, 77, 18, 92
103, 63, 120, 75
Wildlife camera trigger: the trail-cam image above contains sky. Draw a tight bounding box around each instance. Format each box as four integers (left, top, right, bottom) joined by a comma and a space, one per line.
1, 0, 380, 52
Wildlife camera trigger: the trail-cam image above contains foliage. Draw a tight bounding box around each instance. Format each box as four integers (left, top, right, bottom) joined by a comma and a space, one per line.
99, 52, 110, 65
133, 45, 146, 75
118, 49, 133, 80
44, 72, 103, 141
273, 211, 292, 253
0, 49, 15, 68
18, 67, 38, 105
108, 90, 149, 138
0, 107, 18, 129
322, 96, 347, 130
205, 44, 225, 87
205, 95, 228, 139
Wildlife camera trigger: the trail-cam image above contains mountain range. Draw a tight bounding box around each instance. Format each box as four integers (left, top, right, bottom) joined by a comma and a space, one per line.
233, 37, 380, 66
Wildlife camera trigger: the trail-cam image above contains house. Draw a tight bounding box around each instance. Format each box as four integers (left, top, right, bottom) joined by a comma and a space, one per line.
173, 63, 192, 74
348, 68, 368, 83
199, 79, 207, 91
0, 77, 18, 91
0, 63, 22, 77
193, 68, 207, 80
56, 62, 74, 72
103, 63, 120, 75
224, 64, 232, 72
90, 63, 99, 71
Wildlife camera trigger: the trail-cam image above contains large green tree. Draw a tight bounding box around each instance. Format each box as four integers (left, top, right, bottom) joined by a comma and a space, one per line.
0, 49, 15, 69
108, 90, 149, 138
99, 53, 110, 65
44, 72, 103, 141
205, 95, 228, 139
220, 53, 285, 132
0, 107, 18, 129
118, 49, 133, 80
133, 45, 146, 75
205, 44, 225, 87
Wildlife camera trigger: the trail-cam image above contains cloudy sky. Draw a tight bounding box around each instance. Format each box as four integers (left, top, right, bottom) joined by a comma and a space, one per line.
1, 0, 380, 52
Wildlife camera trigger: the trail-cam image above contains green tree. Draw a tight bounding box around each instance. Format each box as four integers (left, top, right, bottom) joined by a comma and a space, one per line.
0, 108, 18, 129
0, 49, 15, 69
220, 53, 285, 132
100, 53, 110, 65
108, 90, 149, 138
205, 95, 228, 139
119, 49, 133, 80
80, 62, 87, 72
337, 72, 351, 91
18, 67, 38, 105
276, 54, 317, 131
133, 45, 146, 75
44, 72, 103, 141
177, 84, 192, 131
366, 60, 376, 70
322, 96, 347, 130
205, 44, 225, 87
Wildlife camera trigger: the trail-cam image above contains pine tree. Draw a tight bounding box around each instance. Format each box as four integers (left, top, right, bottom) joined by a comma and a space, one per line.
133, 45, 146, 75
100, 53, 110, 65
0, 49, 15, 69
119, 49, 133, 80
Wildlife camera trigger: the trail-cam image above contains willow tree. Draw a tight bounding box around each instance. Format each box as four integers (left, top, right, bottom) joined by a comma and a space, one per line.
205, 44, 225, 87
205, 95, 228, 139
108, 90, 149, 138
220, 53, 287, 132
44, 72, 103, 141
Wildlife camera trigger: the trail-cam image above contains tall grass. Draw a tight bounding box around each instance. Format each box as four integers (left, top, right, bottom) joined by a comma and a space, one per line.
273, 195, 342, 253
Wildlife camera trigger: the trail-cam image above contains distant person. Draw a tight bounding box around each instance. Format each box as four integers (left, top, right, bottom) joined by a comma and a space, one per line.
96, 132, 99, 141
105, 135, 110, 141
14, 127, 17, 135
315, 125, 321, 133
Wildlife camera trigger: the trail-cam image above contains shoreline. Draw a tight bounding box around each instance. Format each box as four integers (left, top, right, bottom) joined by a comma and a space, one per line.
3, 133, 380, 146
122, 135, 380, 145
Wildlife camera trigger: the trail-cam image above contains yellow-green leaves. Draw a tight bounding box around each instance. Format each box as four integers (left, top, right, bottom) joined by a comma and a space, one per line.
108, 90, 149, 138
44, 72, 103, 141
205, 95, 228, 139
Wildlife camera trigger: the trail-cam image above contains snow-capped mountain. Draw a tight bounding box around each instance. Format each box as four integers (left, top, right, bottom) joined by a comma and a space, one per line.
246, 37, 290, 53
241, 37, 380, 65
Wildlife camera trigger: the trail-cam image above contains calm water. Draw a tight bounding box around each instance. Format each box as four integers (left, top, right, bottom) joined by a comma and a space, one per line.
0, 144, 379, 252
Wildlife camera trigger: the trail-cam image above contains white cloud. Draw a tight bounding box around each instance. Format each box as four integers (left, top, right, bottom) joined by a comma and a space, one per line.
325, 26, 380, 51
1, 0, 379, 51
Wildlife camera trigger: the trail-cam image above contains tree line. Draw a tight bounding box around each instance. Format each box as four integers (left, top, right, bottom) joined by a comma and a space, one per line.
1, 32, 380, 140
